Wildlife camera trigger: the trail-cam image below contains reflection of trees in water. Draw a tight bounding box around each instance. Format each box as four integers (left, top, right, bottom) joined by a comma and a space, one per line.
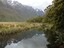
44, 29, 64, 48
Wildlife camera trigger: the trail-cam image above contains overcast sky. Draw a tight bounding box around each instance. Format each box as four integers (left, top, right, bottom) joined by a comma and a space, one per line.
12, 0, 53, 11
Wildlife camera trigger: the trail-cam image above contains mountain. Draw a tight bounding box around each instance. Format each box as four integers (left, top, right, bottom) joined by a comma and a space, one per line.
0, 0, 44, 21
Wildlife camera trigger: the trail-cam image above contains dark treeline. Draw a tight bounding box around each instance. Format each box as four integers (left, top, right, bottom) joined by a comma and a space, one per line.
44, 0, 64, 48
27, 16, 45, 23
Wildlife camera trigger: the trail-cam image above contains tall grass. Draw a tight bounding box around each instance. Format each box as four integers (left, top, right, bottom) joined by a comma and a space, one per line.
0, 22, 42, 34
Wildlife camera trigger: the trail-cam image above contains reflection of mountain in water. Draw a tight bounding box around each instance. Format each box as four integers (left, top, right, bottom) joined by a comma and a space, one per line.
0, 29, 44, 48
5, 34, 48, 48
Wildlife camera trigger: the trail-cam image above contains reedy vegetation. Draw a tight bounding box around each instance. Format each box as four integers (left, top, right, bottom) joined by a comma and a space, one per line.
0, 22, 42, 34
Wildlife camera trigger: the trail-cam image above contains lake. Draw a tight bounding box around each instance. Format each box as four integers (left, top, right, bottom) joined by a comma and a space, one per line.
0, 29, 48, 48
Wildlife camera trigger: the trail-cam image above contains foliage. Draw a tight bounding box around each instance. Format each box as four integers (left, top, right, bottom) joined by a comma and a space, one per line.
43, 0, 64, 48
44, 0, 64, 30
27, 16, 45, 23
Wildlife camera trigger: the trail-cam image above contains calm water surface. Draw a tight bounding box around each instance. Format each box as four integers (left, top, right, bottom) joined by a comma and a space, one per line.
0, 29, 48, 48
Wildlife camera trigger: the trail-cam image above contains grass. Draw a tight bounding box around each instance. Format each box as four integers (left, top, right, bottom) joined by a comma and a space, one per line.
0, 22, 42, 34
0, 22, 53, 36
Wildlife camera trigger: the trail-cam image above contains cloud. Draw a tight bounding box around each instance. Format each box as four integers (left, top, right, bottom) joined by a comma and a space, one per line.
12, 0, 53, 10
5, 34, 48, 48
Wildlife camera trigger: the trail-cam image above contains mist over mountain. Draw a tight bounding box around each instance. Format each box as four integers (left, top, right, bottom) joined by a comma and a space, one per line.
0, 0, 44, 21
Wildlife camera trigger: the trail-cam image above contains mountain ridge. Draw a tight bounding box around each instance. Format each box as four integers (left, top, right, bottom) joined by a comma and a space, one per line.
0, 0, 44, 21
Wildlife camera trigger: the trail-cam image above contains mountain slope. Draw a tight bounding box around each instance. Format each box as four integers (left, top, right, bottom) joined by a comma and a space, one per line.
0, 0, 44, 21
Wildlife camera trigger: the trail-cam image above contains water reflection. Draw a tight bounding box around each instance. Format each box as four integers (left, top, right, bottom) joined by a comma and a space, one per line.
5, 34, 48, 48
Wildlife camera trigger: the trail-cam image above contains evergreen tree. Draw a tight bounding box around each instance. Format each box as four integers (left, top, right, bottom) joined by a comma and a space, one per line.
45, 0, 64, 30
44, 0, 64, 48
